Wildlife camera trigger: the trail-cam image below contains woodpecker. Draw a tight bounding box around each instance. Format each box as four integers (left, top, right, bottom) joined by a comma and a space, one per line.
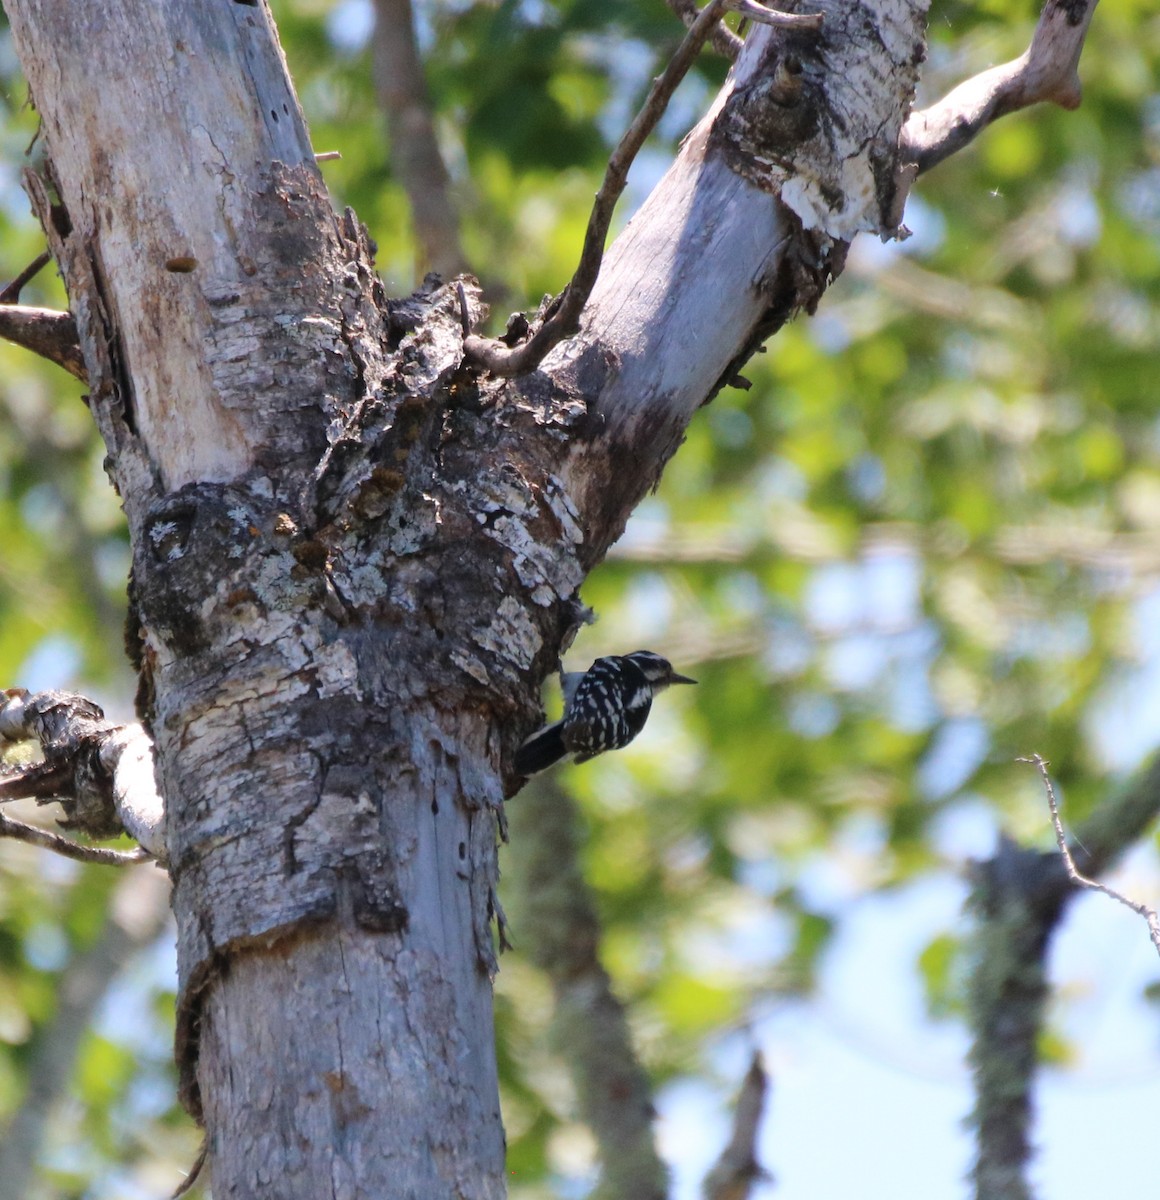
514, 651, 696, 775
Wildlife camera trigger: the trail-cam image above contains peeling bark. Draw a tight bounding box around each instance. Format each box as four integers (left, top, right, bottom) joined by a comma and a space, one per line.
0, 0, 1031, 1194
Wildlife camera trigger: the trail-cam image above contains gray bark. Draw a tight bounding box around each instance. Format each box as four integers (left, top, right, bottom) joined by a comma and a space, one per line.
1, 0, 930, 1194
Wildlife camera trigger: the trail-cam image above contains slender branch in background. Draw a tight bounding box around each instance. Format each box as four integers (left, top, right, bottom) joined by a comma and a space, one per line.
0, 812, 149, 866
372, 0, 468, 280
609, 513, 1160, 578
1020, 754, 1160, 957
904, 0, 1099, 176
0, 865, 171, 1200
665, 0, 743, 61
506, 777, 667, 1200
701, 1051, 772, 1200
462, 1, 822, 377
0, 690, 166, 861
966, 750, 1160, 1200
0, 304, 86, 380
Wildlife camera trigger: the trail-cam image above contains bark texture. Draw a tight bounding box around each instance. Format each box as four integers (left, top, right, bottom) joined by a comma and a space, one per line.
3, 0, 933, 1194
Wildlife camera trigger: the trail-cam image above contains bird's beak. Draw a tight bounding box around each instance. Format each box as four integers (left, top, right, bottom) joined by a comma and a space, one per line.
670, 672, 697, 686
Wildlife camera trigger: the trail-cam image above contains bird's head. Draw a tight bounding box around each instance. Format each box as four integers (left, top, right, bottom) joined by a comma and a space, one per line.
624, 651, 697, 690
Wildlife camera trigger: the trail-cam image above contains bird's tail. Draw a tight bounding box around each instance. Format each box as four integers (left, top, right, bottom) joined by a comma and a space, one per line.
514, 721, 567, 775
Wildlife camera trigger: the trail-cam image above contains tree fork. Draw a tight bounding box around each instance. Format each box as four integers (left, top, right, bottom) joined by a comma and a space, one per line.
4, 0, 940, 1194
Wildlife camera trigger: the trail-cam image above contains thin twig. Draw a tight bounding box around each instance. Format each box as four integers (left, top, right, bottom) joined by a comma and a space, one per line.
1018, 754, 1160, 958
903, 0, 1099, 176
465, 0, 824, 377
0, 250, 51, 303
0, 810, 150, 866
665, 0, 743, 60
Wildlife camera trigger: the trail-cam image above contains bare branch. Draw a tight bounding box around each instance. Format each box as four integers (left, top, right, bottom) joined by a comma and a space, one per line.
702, 1052, 772, 1200
0, 304, 87, 380
0, 249, 51, 303
903, 0, 1099, 176
0, 690, 166, 861
506, 777, 666, 1199
1019, 754, 1160, 957
372, 0, 468, 279
463, 0, 824, 377
0, 810, 150, 865
724, 0, 822, 30
665, 0, 743, 60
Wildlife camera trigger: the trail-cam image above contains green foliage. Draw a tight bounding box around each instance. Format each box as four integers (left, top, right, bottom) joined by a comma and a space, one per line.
0, 0, 1157, 1194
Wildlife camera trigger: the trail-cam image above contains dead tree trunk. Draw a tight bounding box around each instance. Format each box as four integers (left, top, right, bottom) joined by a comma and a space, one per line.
5, 0, 1087, 1193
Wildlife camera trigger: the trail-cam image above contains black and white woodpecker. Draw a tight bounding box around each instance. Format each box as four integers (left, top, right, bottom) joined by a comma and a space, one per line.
514, 651, 696, 776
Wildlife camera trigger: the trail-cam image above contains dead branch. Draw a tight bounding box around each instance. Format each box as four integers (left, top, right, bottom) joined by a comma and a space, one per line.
463, 0, 821, 378
372, 0, 468, 279
0, 810, 150, 865
0, 249, 51, 303
0, 689, 166, 861
903, 0, 1099, 176
665, 0, 743, 60
702, 1051, 772, 1200
1020, 754, 1160, 957
0, 304, 86, 380
724, 0, 822, 29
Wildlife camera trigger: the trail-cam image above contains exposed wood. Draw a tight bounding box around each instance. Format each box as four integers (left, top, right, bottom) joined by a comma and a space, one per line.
538, 0, 926, 564
903, 0, 1099, 175
9, 0, 323, 493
